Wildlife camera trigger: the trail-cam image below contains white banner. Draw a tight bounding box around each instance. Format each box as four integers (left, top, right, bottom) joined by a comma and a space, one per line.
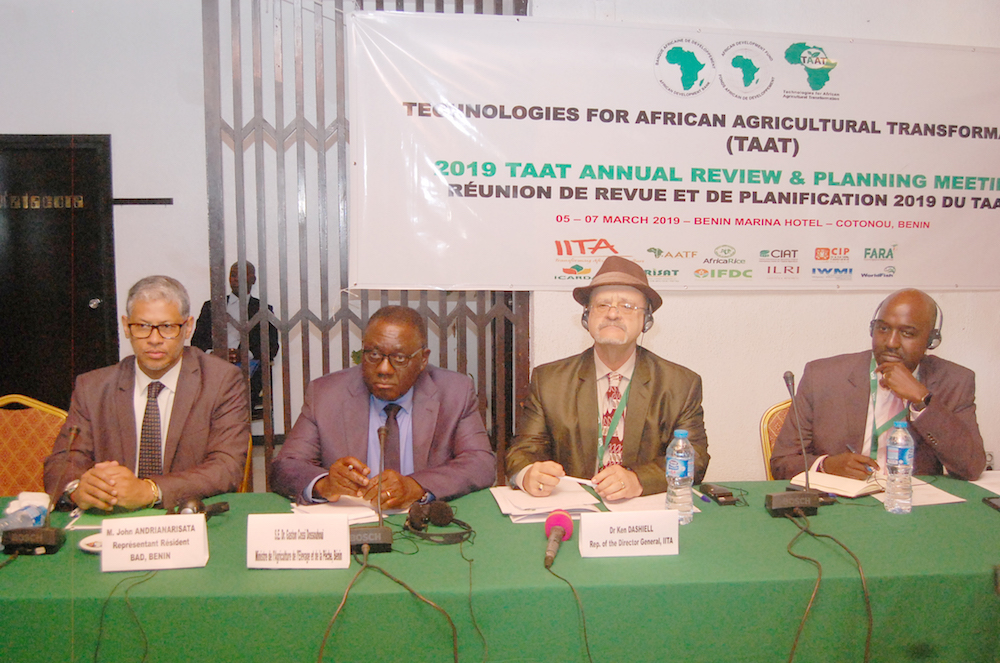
347, 12, 1000, 290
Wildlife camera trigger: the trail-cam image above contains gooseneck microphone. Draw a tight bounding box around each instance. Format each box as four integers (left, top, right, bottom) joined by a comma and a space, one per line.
764, 373, 819, 517
544, 510, 573, 568
784, 371, 814, 494
349, 425, 393, 554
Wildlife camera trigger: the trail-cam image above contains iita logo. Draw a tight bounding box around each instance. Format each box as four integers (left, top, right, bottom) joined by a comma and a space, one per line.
562, 265, 591, 276
815, 247, 849, 261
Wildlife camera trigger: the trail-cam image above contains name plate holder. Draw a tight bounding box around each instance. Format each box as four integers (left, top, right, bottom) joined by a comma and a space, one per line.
101, 514, 208, 572
247, 514, 350, 569
579, 510, 679, 558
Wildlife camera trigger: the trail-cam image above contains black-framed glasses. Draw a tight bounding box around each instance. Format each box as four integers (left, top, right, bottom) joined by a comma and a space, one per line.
590, 302, 646, 315
127, 323, 185, 339
362, 347, 425, 368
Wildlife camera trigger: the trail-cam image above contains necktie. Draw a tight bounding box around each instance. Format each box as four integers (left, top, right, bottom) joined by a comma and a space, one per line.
383, 403, 401, 473
138, 381, 164, 478
600, 373, 624, 469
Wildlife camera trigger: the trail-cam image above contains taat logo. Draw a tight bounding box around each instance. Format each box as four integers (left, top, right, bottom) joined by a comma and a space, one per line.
784, 43, 837, 91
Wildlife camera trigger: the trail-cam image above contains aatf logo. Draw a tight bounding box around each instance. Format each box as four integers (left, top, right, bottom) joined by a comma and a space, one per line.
555, 239, 618, 256
864, 245, 896, 261
562, 265, 591, 276
815, 247, 849, 261
648, 247, 698, 259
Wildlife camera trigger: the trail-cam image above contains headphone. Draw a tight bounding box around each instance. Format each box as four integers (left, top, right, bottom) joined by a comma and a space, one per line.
170, 497, 230, 520
868, 293, 943, 350
581, 306, 654, 334
404, 501, 473, 545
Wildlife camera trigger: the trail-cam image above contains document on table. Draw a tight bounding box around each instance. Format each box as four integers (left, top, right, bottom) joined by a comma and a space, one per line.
602, 492, 701, 513
869, 480, 965, 506
971, 470, 1000, 495
490, 477, 601, 523
292, 495, 407, 524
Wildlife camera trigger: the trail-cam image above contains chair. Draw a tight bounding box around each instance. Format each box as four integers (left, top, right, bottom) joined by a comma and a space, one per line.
0, 394, 68, 495
238, 435, 253, 493
759, 399, 791, 481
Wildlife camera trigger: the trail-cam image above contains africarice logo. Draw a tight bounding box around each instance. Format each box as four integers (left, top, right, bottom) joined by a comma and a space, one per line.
784, 43, 837, 90
562, 265, 591, 276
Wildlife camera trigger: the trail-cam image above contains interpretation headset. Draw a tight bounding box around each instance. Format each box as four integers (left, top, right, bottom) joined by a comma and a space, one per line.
868, 293, 943, 350
581, 305, 654, 334
170, 496, 230, 520
404, 501, 473, 545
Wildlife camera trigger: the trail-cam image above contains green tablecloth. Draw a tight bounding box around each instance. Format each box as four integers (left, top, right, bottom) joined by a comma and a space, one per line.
2, 478, 999, 662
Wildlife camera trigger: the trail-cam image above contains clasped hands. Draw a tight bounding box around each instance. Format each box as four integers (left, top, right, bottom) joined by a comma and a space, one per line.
523, 460, 642, 501
313, 456, 424, 509
72, 461, 157, 511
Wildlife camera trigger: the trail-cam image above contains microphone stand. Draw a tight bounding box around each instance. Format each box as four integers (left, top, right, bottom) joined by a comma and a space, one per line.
764, 373, 820, 517
349, 426, 393, 554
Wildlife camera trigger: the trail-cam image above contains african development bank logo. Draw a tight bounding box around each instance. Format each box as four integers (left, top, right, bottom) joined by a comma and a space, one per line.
655, 39, 716, 97
785, 43, 838, 91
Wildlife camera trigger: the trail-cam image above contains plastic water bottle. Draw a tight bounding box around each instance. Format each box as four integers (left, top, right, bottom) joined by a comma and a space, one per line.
666, 429, 694, 524
884, 420, 914, 514
0, 505, 46, 551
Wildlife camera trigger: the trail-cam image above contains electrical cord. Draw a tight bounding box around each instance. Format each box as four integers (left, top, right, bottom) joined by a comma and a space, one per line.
93, 570, 157, 663
546, 567, 595, 663
459, 541, 488, 663
0, 550, 19, 570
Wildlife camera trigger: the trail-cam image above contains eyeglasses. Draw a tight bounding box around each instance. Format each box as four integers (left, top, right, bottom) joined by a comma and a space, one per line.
362, 347, 425, 368
590, 302, 646, 315
127, 323, 185, 339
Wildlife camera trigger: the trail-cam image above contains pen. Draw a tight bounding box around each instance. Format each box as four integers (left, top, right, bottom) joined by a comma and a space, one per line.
561, 475, 596, 487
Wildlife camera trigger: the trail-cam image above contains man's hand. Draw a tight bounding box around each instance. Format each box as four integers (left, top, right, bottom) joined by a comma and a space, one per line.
523, 461, 566, 496
822, 452, 879, 480
592, 465, 642, 500
71, 461, 156, 511
876, 361, 929, 404
313, 457, 371, 502
361, 470, 424, 510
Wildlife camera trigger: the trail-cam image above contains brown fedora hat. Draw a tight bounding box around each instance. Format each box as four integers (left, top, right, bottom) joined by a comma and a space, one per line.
572, 256, 662, 312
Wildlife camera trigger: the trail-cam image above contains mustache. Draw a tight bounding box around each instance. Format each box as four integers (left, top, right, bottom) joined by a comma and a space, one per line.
598, 320, 627, 331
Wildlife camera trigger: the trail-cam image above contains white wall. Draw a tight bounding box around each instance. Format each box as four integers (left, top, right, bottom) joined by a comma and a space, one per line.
2, 0, 997, 480
531, 0, 1000, 480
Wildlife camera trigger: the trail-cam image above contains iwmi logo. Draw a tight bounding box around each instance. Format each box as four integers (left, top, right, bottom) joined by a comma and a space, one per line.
563, 265, 591, 276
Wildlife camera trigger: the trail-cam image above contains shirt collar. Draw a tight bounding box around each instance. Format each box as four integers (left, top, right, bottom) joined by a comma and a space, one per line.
594, 348, 638, 382
134, 356, 183, 395
371, 385, 415, 415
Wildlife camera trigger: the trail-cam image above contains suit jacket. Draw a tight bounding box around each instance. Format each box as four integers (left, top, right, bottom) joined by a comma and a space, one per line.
43, 347, 250, 507
505, 346, 710, 493
191, 296, 279, 361
269, 364, 496, 502
771, 351, 986, 480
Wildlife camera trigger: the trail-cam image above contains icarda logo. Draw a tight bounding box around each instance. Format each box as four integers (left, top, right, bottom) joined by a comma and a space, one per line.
559, 264, 592, 279
655, 39, 716, 97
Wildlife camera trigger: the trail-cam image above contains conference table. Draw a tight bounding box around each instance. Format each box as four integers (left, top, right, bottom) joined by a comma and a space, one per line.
2, 478, 999, 663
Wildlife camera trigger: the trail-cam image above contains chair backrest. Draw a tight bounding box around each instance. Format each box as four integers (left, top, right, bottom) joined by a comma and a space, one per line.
238, 435, 253, 493
0, 394, 68, 495
759, 399, 791, 481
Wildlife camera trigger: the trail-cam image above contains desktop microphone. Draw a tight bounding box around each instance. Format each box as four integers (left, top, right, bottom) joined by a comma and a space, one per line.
765, 373, 819, 517
544, 510, 573, 569
2, 426, 79, 554
349, 425, 393, 554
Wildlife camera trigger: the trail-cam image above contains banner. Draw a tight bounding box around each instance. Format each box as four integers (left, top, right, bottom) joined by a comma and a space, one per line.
347, 12, 1000, 290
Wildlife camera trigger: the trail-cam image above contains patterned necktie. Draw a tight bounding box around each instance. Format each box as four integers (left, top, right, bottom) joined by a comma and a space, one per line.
600, 372, 624, 469
138, 381, 164, 478
383, 403, 401, 473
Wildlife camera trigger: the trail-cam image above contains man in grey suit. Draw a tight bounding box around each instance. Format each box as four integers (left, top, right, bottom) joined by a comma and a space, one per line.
44, 276, 250, 511
771, 288, 986, 481
270, 306, 495, 509
505, 256, 709, 500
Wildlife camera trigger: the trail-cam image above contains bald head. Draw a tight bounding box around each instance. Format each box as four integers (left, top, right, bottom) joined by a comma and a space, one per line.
871, 289, 939, 371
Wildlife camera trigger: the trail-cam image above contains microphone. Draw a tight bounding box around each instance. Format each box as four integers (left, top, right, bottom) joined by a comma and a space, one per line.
349, 425, 393, 554
765, 373, 819, 517
544, 510, 573, 569
2, 425, 80, 554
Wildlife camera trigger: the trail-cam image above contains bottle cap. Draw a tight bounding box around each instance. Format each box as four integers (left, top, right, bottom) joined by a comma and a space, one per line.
672, 429, 689, 437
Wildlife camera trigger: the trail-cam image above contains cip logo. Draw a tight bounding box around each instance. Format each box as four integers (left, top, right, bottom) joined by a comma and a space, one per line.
815, 247, 849, 261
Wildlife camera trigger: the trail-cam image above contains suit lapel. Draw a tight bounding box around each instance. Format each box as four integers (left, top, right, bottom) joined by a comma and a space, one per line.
115, 359, 139, 473
575, 351, 599, 474
410, 372, 438, 472
345, 370, 374, 462
164, 351, 200, 472
844, 352, 873, 444
621, 349, 651, 467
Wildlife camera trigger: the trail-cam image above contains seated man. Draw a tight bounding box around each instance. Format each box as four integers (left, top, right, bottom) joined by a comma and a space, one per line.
270, 306, 495, 509
505, 256, 709, 501
44, 275, 250, 511
771, 288, 986, 481
191, 261, 279, 410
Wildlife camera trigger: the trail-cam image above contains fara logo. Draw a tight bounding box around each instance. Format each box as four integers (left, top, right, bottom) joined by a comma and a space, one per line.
784, 43, 837, 91
562, 265, 591, 276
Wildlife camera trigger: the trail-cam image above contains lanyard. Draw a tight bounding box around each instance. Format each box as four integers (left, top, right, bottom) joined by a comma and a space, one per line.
868, 354, 907, 458
597, 368, 635, 465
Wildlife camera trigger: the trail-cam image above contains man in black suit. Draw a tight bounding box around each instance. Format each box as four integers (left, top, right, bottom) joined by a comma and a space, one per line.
192, 261, 279, 411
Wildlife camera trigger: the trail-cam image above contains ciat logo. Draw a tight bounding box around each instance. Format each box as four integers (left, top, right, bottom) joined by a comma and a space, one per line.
815, 247, 849, 261
555, 239, 618, 256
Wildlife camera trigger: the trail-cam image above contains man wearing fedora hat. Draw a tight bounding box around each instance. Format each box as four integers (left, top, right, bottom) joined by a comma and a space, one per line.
505, 256, 709, 499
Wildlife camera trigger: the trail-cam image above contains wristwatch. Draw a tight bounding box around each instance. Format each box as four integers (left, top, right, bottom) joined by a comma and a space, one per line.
912, 392, 933, 412
57, 479, 81, 510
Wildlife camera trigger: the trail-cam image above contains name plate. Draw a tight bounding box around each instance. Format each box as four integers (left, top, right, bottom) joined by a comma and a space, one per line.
579, 510, 679, 558
101, 514, 208, 572
246, 514, 350, 569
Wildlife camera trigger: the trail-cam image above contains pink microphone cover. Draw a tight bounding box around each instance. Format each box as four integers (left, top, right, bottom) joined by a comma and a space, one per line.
545, 509, 573, 541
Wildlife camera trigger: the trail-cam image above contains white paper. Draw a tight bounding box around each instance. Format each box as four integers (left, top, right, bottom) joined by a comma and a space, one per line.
870, 481, 964, 507
579, 511, 678, 558
101, 514, 208, 572
602, 493, 701, 514
971, 470, 1000, 495
247, 514, 350, 569
291, 495, 407, 524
